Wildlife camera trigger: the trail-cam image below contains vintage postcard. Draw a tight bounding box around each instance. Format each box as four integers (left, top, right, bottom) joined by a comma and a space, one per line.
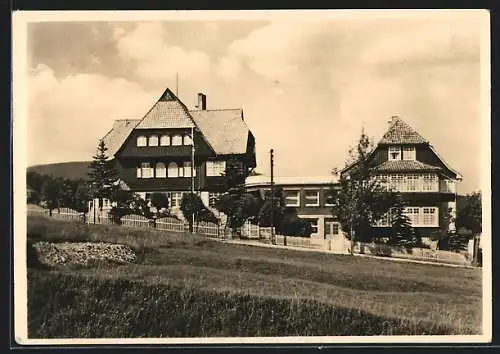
12, 9, 491, 345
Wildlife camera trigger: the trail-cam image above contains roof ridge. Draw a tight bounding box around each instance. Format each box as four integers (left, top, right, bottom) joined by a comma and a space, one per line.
189, 108, 242, 112
379, 116, 428, 145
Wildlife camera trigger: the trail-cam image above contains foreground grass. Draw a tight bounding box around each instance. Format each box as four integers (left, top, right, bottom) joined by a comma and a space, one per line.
28, 270, 464, 337
26, 215, 483, 337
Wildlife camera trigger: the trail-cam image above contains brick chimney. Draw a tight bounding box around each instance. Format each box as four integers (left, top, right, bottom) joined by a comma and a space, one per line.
197, 93, 207, 110
388, 115, 399, 127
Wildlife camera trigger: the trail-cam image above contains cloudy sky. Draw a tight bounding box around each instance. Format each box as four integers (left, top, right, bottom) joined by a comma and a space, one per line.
21, 10, 487, 193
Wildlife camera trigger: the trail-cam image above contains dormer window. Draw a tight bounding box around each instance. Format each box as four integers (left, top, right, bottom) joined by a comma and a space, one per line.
148, 135, 159, 146
172, 135, 183, 146
403, 146, 416, 161
388, 146, 401, 160
183, 134, 193, 145
137, 135, 147, 147
160, 135, 170, 146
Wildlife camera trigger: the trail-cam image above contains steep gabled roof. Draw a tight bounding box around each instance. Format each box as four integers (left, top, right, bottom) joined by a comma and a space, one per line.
379, 116, 428, 145
135, 88, 195, 129
100, 88, 254, 157
102, 119, 140, 156
372, 160, 441, 173
189, 109, 250, 155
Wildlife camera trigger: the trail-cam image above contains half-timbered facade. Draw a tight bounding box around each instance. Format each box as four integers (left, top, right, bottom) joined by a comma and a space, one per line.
102, 88, 256, 213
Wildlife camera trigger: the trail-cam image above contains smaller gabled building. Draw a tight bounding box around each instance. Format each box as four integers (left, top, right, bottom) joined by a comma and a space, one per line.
343, 116, 462, 239
245, 175, 347, 250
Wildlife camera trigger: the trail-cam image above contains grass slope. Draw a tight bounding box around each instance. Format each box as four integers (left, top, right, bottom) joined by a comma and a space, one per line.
27, 161, 92, 180
27, 216, 483, 338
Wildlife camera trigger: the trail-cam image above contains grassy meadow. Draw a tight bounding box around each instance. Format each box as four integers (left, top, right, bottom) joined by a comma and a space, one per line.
26, 215, 483, 338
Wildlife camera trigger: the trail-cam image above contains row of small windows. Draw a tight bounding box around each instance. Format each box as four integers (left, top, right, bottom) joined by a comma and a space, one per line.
136, 161, 227, 179
375, 207, 439, 227
283, 189, 335, 208
137, 134, 193, 147
388, 146, 416, 161
137, 162, 195, 179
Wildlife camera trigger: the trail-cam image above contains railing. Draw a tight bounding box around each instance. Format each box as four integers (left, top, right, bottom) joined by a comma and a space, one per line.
27, 204, 474, 266
439, 180, 456, 193
352, 242, 470, 265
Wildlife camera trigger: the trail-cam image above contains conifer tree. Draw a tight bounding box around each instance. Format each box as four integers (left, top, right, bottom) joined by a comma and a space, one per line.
388, 196, 415, 250
87, 140, 119, 207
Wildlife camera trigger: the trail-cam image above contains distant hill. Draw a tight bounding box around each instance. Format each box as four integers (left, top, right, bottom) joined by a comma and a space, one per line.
27, 161, 92, 181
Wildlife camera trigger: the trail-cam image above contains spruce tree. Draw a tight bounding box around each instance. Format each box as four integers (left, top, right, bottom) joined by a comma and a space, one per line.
87, 140, 119, 206
389, 196, 415, 250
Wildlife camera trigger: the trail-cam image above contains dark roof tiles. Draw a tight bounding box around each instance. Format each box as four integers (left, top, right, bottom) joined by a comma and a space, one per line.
101, 88, 251, 157
372, 160, 442, 172
189, 109, 249, 155
379, 117, 428, 145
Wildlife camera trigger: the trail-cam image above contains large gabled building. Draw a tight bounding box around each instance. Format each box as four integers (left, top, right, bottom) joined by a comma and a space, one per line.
101, 88, 256, 213
343, 115, 462, 238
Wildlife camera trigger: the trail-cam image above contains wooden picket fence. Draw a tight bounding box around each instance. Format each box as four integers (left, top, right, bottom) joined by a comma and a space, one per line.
194, 221, 220, 237
156, 216, 186, 233
352, 242, 471, 266
26, 204, 474, 266
121, 214, 152, 229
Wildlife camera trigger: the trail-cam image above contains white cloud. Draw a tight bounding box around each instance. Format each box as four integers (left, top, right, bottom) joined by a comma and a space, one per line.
214, 55, 241, 81
28, 64, 155, 166
248, 59, 297, 81
359, 18, 480, 65
115, 22, 211, 83
227, 20, 327, 80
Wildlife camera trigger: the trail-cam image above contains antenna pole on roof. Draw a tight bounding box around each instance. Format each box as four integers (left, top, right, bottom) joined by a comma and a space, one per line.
176, 72, 179, 96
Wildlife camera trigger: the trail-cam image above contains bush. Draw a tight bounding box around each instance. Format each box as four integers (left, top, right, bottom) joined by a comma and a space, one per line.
279, 216, 313, 237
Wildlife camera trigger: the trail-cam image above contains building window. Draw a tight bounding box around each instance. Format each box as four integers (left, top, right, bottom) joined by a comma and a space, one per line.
206, 161, 226, 177
172, 135, 183, 146
389, 174, 403, 191
156, 162, 166, 178
404, 207, 421, 226
160, 135, 170, 146
324, 190, 336, 206
423, 174, 439, 192
440, 179, 456, 193
209, 192, 224, 207
304, 190, 320, 207
168, 192, 184, 208
406, 174, 419, 191
307, 218, 319, 234
403, 146, 416, 161
324, 219, 340, 238
183, 161, 196, 177
183, 134, 193, 145
284, 190, 300, 207
388, 146, 401, 160
167, 162, 179, 178
423, 207, 438, 226
137, 162, 153, 178
137, 135, 147, 147
148, 135, 159, 146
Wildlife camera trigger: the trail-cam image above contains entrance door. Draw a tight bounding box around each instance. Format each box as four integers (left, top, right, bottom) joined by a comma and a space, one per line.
324, 218, 339, 239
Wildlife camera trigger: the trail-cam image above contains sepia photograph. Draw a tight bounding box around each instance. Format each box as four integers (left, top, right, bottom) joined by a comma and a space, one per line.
13, 9, 491, 345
